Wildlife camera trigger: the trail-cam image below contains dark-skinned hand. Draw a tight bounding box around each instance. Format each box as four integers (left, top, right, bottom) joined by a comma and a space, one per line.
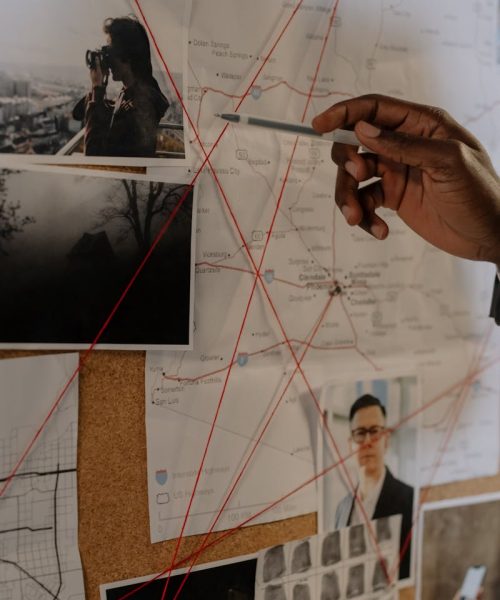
312, 94, 500, 265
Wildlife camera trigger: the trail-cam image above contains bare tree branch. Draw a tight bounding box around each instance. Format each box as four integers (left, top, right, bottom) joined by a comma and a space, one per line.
94, 179, 193, 256
0, 172, 36, 256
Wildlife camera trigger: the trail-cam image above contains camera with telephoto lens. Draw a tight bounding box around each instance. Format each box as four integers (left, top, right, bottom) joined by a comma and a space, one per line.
85, 45, 112, 71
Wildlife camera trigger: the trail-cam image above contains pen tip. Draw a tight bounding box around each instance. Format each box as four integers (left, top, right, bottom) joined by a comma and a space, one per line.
214, 113, 221, 118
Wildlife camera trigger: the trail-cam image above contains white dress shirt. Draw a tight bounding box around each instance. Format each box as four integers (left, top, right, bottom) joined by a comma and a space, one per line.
350, 467, 387, 525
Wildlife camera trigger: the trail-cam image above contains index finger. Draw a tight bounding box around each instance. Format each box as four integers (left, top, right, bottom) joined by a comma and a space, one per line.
312, 94, 419, 132
312, 94, 484, 150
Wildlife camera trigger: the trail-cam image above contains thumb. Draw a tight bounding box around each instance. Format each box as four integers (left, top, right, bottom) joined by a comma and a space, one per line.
355, 120, 461, 171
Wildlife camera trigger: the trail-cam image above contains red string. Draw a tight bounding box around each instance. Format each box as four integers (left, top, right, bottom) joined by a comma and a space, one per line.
169, 0, 392, 594
170, 295, 335, 600
160, 141, 301, 599
134, 0, 393, 594
134, 0, 393, 592
130, 1, 323, 596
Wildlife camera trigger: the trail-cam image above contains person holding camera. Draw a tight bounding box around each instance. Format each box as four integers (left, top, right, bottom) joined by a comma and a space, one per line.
73, 16, 169, 158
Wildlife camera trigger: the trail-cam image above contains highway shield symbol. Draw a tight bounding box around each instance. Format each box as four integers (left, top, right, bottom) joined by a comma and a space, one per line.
155, 469, 168, 485
264, 269, 274, 283
237, 353, 249, 367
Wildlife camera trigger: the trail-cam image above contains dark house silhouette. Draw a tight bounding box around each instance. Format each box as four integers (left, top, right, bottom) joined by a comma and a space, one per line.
67, 231, 116, 264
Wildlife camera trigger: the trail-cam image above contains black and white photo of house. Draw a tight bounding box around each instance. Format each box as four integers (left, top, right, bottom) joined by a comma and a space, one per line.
0, 168, 195, 348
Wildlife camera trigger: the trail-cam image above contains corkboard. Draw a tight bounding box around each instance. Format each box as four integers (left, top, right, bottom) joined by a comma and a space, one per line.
2, 348, 499, 600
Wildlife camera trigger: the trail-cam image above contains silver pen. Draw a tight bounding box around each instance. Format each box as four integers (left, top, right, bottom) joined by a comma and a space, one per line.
216, 112, 362, 146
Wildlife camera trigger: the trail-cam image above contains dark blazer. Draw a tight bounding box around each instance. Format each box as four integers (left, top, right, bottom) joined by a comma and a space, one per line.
334, 468, 414, 580
490, 276, 500, 325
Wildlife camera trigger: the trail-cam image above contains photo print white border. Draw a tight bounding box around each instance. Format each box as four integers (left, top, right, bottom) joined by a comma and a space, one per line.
0, 159, 197, 350
317, 368, 422, 588
0, 0, 192, 167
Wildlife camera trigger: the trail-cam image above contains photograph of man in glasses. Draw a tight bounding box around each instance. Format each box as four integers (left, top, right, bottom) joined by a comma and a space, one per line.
334, 393, 414, 580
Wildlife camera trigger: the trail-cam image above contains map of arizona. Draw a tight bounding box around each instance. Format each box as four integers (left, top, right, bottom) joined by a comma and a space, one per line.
146, 0, 500, 542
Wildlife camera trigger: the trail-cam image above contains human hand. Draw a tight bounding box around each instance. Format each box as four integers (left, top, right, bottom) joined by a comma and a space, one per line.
312, 94, 500, 265
90, 55, 105, 88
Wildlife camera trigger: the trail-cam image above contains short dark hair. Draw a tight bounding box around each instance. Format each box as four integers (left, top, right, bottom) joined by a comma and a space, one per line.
349, 394, 386, 422
104, 16, 153, 81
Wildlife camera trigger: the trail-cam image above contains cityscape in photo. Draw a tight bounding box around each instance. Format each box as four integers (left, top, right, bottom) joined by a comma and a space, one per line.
0, 62, 184, 158
0, 63, 87, 154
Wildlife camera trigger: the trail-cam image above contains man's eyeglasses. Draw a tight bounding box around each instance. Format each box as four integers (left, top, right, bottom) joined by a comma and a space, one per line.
351, 426, 386, 444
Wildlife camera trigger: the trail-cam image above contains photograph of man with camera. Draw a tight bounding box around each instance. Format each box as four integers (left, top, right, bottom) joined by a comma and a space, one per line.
0, 1, 186, 164
73, 16, 169, 158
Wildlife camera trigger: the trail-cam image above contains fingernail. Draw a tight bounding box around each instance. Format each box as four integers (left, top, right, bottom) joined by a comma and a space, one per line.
357, 121, 381, 138
344, 160, 358, 178
371, 224, 386, 239
341, 205, 353, 224
311, 115, 324, 132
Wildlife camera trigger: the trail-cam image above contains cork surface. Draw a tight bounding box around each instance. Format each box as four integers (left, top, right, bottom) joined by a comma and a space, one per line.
77, 350, 317, 599
1, 348, 499, 600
